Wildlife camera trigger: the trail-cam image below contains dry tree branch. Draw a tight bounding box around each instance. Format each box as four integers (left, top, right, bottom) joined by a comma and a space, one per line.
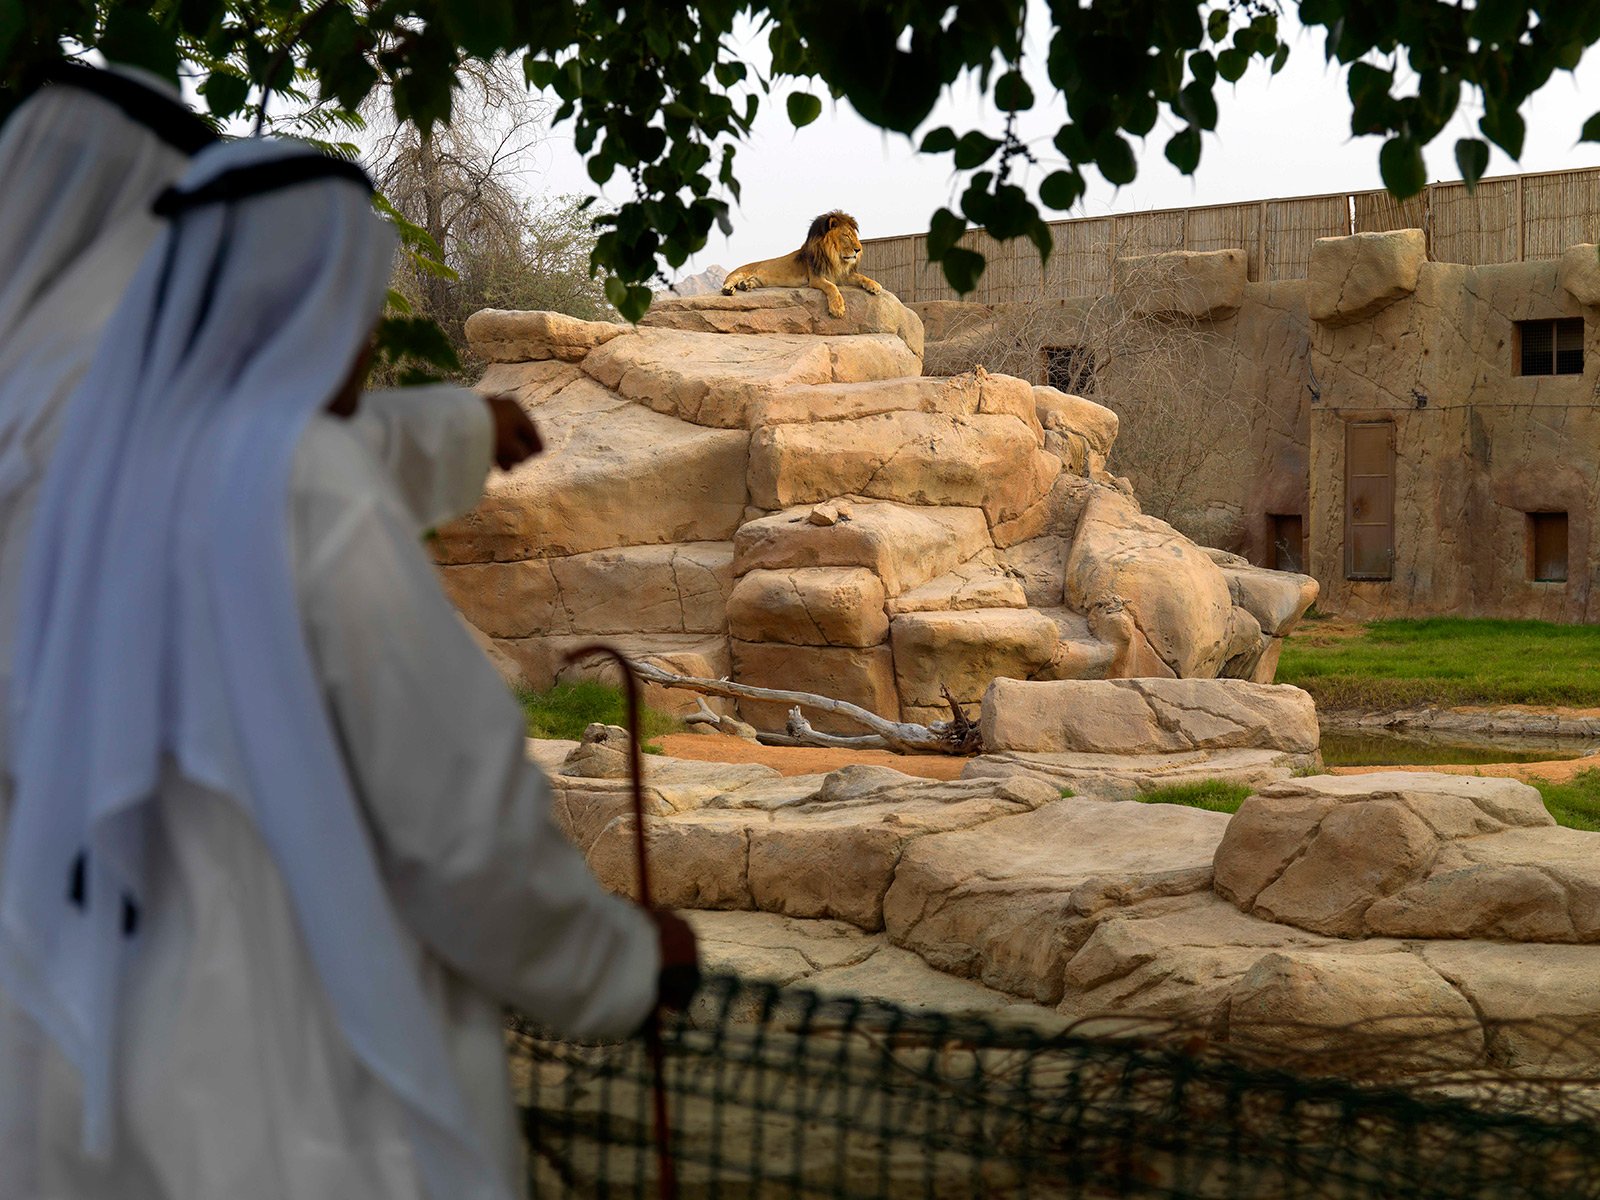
627, 662, 982, 756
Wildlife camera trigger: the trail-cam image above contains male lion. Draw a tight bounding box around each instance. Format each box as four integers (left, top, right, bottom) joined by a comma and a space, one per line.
721, 210, 882, 318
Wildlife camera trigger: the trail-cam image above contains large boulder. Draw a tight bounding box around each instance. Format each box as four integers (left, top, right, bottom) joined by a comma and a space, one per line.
640, 286, 925, 361
465, 308, 625, 363
747, 410, 1059, 525
1063, 489, 1237, 677
433, 399, 748, 564
1558, 243, 1600, 307
732, 501, 990, 597
979, 676, 1320, 756
889, 608, 1061, 711
1307, 229, 1425, 326
726, 567, 888, 647
1112, 249, 1247, 320
884, 797, 1228, 1002
1211, 772, 1600, 943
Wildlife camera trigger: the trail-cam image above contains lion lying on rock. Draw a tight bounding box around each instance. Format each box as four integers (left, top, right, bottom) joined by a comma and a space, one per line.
722, 210, 882, 317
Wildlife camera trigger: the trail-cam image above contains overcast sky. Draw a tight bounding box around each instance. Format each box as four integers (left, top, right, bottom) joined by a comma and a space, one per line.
518, 3, 1600, 280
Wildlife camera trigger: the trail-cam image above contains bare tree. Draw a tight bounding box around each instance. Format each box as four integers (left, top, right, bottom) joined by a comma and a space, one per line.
360, 57, 612, 376
922, 247, 1259, 545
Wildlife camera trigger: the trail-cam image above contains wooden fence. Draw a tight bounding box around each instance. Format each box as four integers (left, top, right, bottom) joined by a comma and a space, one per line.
865, 166, 1600, 304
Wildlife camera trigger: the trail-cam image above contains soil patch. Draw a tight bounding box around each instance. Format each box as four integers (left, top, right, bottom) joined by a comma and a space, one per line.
655, 732, 968, 780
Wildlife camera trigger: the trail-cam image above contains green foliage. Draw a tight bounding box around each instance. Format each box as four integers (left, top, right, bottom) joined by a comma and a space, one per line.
1134, 779, 1253, 814
9, 1, 1600, 315
517, 681, 681, 753
1279, 618, 1600, 710
1531, 770, 1600, 832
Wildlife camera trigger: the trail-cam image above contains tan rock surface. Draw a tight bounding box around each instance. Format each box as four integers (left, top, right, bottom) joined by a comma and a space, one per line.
730, 640, 901, 732
441, 541, 733, 638
1211, 772, 1600, 942
1113, 249, 1248, 319
640, 286, 925, 360
732, 501, 990, 596
586, 768, 1054, 930
1220, 564, 1320, 638
1063, 489, 1236, 677
889, 608, 1061, 709
581, 326, 835, 429
464, 308, 624, 363
884, 798, 1228, 1002
433, 399, 748, 563
1307, 229, 1425, 326
1058, 891, 1336, 1024
979, 677, 1319, 755
1033, 385, 1119, 455
748, 410, 1059, 525
726, 567, 888, 647
1217, 949, 1485, 1071
963, 747, 1313, 799
886, 554, 1028, 615
1557, 243, 1600, 306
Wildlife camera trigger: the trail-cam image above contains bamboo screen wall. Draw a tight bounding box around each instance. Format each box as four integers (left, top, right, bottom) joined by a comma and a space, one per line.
865, 166, 1600, 304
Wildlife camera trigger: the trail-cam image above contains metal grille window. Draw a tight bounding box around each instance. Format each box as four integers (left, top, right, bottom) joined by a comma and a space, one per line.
1529, 512, 1569, 582
1042, 345, 1096, 395
1270, 514, 1305, 574
1345, 421, 1395, 581
1517, 318, 1584, 376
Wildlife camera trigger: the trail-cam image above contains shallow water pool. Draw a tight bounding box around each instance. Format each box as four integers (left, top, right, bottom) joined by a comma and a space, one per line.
1319, 729, 1589, 768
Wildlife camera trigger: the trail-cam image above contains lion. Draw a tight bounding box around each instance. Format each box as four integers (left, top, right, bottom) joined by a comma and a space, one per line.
721, 210, 882, 318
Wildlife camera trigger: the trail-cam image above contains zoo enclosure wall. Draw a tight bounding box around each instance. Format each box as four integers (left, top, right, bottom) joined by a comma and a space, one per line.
864, 166, 1600, 305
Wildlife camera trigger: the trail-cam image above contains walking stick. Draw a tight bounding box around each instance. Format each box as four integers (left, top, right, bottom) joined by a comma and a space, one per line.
564, 645, 677, 1200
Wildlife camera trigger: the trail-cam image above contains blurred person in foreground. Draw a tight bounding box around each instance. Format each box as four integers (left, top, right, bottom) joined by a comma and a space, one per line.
0, 136, 696, 1200
0, 63, 541, 780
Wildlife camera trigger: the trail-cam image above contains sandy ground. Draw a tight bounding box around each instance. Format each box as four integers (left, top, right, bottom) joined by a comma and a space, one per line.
658, 733, 1599, 785
655, 732, 968, 780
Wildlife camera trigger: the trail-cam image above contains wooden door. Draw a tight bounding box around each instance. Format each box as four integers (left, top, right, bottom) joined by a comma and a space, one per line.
1345, 421, 1394, 580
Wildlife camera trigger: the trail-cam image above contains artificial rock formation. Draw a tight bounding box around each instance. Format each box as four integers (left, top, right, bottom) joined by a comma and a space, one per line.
438, 288, 1317, 731
542, 727, 1600, 1073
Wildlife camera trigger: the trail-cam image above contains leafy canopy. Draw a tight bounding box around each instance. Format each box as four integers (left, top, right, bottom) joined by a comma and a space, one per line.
11, 1, 1600, 320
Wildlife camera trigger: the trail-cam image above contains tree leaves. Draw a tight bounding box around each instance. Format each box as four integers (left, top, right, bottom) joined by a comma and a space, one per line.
786, 90, 821, 128
1379, 136, 1426, 199
1455, 137, 1489, 189
24, 0, 1600, 325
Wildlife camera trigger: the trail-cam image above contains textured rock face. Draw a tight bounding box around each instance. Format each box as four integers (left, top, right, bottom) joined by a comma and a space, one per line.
441, 287, 1314, 728
548, 744, 1600, 1069
1113, 249, 1248, 319
979, 677, 1320, 756
1209, 772, 1600, 942
1307, 229, 1426, 326
1557, 243, 1600, 307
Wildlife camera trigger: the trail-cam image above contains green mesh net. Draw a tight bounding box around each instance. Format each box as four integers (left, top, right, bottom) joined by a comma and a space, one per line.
507, 974, 1600, 1199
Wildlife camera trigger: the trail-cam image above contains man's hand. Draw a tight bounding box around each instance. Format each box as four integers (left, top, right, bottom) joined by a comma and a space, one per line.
483, 393, 542, 471
647, 908, 701, 1013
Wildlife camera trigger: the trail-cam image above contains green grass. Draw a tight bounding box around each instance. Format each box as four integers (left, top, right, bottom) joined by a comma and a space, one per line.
1134, 779, 1254, 815
1531, 769, 1600, 832
1278, 617, 1600, 710
516, 681, 681, 753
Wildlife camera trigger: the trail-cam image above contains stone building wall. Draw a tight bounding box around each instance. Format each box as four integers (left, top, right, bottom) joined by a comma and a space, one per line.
917, 234, 1600, 622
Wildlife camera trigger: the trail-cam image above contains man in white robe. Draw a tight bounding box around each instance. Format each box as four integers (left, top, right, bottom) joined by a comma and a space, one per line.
0, 134, 689, 1200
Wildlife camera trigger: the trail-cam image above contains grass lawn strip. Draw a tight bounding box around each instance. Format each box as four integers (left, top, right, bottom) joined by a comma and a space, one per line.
1134, 770, 1600, 832
1278, 616, 1600, 710
517, 681, 682, 753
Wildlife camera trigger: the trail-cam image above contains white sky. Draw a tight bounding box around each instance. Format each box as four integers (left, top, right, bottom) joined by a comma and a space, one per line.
519, 4, 1600, 280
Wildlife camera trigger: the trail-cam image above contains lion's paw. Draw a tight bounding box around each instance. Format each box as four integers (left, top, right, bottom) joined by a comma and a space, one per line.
861, 281, 882, 295
827, 301, 846, 318
720, 284, 736, 296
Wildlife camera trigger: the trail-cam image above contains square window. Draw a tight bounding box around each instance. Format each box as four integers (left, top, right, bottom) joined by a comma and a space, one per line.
1529, 512, 1569, 583
1518, 318, 1584, 376
1042, 345, 1096, 395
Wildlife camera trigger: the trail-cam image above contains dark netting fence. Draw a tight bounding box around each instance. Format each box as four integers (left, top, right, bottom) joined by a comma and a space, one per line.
507, 974, 1600, 1199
